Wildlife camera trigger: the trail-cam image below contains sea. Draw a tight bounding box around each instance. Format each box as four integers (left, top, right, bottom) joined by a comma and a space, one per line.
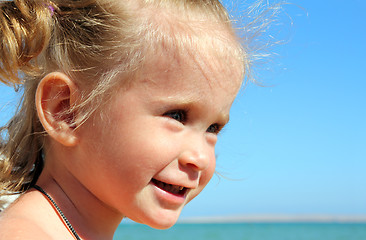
114, 222, 366, 240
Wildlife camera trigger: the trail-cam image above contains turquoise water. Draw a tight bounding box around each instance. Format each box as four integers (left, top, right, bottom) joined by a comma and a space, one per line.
114, 222, 366, 240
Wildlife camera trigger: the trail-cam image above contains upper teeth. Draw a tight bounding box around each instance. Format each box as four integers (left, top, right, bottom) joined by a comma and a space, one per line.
153, 179, 185, 194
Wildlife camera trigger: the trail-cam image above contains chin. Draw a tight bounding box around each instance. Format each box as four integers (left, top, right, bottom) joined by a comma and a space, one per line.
132, 209, 181, 230
152, 217, 179, 229
148, 215, 180, 230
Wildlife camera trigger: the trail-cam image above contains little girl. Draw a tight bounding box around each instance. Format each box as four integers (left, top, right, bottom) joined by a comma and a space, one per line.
0, 0, 246, 239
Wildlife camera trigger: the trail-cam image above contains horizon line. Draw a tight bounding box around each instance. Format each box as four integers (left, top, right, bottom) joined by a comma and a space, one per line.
177, 214, 366, 224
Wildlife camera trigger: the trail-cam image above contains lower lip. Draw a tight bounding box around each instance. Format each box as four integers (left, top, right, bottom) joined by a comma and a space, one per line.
150, 182, 187, 206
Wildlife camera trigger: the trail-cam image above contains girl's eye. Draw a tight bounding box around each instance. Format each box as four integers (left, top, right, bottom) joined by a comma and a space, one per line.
206, 123, 221, 134
163, 110, 186, 123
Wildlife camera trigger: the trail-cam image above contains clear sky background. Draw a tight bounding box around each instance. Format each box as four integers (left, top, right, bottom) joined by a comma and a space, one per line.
0, 0, 365, 220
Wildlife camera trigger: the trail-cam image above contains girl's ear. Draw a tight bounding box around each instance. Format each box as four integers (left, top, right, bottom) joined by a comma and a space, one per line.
36, 72, 80, 147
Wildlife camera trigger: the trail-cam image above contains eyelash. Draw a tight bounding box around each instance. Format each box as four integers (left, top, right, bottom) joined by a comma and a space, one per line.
163, 109, 222, 134
163, 109, 187, 123
206, 123, 221, 134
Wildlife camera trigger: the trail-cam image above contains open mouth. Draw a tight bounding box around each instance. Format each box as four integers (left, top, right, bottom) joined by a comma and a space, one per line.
151, 178, 188, 196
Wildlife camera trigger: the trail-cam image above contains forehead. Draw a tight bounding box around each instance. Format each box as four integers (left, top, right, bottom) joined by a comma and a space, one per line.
147, 51, 240, 91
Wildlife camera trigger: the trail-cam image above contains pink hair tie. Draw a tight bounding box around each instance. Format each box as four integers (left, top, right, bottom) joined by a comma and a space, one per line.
48, 4, 55, 16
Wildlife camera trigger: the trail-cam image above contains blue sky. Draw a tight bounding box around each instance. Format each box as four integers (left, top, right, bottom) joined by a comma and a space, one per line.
0, 0, 365, 219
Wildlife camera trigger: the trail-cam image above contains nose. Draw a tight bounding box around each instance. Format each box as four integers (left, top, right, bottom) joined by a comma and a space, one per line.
178, 134, 214, 172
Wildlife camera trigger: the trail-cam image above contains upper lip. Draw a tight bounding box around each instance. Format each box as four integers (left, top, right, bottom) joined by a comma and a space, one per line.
151, 178, 196, 190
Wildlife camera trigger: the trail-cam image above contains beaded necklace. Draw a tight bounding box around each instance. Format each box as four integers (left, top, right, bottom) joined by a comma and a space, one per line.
33, 185, 81, 240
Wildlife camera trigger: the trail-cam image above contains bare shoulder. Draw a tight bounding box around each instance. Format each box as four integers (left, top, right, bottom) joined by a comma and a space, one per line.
0, 191, 57, 239
0, 215, 51, 239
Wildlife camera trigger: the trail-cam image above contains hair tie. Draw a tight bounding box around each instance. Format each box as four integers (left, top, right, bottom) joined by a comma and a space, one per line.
47, 3, 55, 16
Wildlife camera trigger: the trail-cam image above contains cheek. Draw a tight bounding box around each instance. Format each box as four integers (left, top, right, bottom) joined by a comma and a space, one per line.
201, 158, 216, 186
187, 155, 216, 203
86, 117, 178, 178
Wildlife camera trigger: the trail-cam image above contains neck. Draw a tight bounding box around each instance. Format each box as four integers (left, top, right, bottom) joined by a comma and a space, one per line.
36, 156, 123, 240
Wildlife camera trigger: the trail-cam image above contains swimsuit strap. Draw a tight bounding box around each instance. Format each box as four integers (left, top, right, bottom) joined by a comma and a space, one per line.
33, 185, 81, 240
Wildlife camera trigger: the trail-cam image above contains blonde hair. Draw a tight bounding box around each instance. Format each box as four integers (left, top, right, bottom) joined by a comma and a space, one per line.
0, 0, 280, 206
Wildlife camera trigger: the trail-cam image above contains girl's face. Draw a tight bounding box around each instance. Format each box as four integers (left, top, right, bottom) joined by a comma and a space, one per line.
72, 47, 242, 229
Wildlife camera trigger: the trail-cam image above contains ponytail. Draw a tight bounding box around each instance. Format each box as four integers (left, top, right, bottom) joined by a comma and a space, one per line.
0, 0, 52, 203
0, 0, 53, 85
